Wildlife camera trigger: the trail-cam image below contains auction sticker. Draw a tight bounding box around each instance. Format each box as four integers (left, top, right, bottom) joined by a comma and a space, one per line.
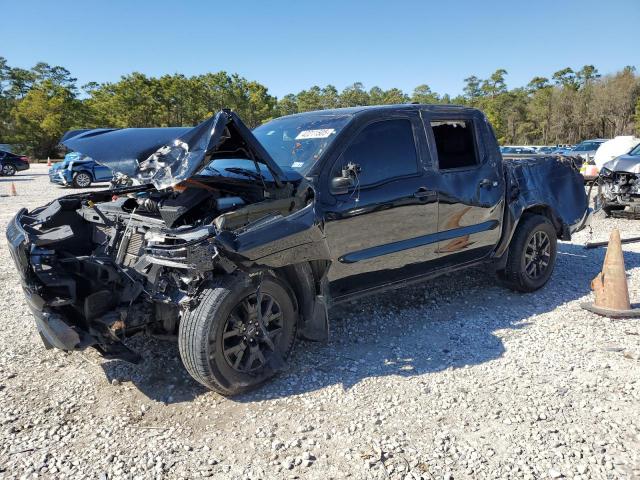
295, 129, 335, 140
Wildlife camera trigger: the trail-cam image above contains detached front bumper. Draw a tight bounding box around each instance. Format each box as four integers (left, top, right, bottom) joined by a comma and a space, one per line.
6, 209, 93, 351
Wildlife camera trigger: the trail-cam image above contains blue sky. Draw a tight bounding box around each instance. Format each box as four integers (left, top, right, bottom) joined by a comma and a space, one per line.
3, 0, 638, 98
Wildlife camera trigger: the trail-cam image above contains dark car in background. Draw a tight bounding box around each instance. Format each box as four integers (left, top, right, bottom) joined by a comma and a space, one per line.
0, 150, 30, 176
49, 151, 113, 187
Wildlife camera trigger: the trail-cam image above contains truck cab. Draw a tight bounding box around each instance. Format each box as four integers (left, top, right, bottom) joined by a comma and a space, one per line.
301, 106, 506, 299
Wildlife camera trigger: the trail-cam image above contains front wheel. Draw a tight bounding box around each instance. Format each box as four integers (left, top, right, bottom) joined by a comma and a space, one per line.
178, 275, 297, 395
498, 214, 557, 292
1, 164, 16, 176
72, 171, 92, 188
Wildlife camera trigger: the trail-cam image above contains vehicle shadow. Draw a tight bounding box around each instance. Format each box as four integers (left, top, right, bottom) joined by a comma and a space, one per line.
0, 177, 37, 182
99, 241, 640, 404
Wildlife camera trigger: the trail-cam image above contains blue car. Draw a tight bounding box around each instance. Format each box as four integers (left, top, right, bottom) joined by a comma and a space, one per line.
49, 152, 113, 188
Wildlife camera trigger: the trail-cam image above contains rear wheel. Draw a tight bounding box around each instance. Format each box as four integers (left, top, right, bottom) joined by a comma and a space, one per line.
72, 171, 92, 188
1, 163, 16, 176
178, 275, 297, 395
498, 214, 557, 292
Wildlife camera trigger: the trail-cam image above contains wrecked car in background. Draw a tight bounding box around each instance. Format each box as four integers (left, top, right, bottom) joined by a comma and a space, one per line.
7, 105, 590, 395
595, 142, 640, 218
49, 151, 114, 188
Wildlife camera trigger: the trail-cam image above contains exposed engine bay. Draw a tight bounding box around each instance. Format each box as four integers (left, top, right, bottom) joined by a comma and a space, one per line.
14, 168, 329, 361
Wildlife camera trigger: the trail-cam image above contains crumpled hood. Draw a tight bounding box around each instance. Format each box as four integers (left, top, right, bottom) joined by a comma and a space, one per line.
603, 155, 640, 174
61, 110, 285, 189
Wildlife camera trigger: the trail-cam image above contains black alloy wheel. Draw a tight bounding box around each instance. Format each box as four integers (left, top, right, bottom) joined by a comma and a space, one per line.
221, 292, 284, 373
524, 230, 551, 280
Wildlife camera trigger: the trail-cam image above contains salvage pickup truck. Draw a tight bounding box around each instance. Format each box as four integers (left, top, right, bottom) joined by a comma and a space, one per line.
7, 105, 590, 395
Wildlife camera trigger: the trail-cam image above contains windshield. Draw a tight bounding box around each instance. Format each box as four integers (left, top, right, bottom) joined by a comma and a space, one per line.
253, 113, 352, 174
630, 144, 640, 156
574, 141, 601, 151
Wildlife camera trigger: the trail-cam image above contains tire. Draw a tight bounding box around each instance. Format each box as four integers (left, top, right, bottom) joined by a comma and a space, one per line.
179, 274, 297, 395
1, 163, 16, 176
498, 214, 557, 293
72, 171, 92, 188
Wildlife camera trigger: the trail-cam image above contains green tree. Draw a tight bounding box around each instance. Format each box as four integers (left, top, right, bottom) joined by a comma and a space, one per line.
11, 80, 85, 157
527, 76, 550, 93
276, 94, 299, 116
576, 65, 600, 88
296, 86, 325, 112
411, 84, 440, 104
320, 85, 339, 109
463, 75, 482, 103
381, 88, 408, 104
339, 82, 369, 107
481, 69, 508, 97
552, 67, 578, 90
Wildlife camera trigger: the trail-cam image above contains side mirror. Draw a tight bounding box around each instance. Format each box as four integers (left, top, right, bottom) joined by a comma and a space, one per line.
330, 175, 354, 195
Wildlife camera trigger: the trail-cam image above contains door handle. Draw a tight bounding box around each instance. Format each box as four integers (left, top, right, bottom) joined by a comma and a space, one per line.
413, 187, 437, 200
479, 179, 498, 189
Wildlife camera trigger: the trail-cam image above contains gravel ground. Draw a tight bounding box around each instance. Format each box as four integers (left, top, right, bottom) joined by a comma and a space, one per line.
0, 164, 639, 480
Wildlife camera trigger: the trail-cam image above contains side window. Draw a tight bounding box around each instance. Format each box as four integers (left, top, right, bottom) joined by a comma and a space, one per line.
334, 119, 418, 187
431, 120, 478, 170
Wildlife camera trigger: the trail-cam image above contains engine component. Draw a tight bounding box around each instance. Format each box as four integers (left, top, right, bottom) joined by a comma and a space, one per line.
215, 196, 244, 212
159, 188, 214, 227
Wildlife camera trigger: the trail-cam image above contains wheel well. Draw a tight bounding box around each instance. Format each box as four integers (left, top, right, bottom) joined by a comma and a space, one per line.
275, 260, 330, 341
521, 205, 563, 237
74, 170, 93, 180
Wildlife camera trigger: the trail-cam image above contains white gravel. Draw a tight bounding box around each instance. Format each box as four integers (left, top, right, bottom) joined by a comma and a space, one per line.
0, 164, 639, 479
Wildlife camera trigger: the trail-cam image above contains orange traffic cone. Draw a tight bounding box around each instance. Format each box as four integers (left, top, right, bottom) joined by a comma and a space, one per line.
9, 182, 17, 196
581, 228, 640, 317
47, 157, 52, 167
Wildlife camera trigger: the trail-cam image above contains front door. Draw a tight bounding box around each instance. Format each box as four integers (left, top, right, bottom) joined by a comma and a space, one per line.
321, 113, 439, 297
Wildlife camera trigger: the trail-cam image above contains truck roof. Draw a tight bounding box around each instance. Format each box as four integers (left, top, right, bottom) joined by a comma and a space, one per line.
279, 103, 479, 119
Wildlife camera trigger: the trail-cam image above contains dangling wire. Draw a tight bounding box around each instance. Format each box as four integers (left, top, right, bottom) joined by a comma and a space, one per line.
349, 165, 361, 203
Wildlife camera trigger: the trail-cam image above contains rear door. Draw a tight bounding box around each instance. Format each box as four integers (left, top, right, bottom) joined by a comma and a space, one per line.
321, 111, 440, 297
424, 111, 505, 263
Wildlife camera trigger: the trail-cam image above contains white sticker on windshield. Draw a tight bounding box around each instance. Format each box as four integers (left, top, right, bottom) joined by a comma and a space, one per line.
292, 161, 305, 168
295, 129, 335, 140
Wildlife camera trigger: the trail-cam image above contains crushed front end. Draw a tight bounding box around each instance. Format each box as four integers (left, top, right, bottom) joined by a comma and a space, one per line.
7, 110, 328, 362
7, 175, 318, 361
597, 156, 640, 218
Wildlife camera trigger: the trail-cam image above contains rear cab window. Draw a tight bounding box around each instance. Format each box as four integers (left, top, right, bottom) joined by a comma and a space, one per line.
332, 119, 419, 188
430, 120, 479, 170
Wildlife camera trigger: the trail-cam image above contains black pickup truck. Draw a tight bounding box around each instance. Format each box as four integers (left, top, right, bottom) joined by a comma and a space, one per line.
7, 105, 590, 395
